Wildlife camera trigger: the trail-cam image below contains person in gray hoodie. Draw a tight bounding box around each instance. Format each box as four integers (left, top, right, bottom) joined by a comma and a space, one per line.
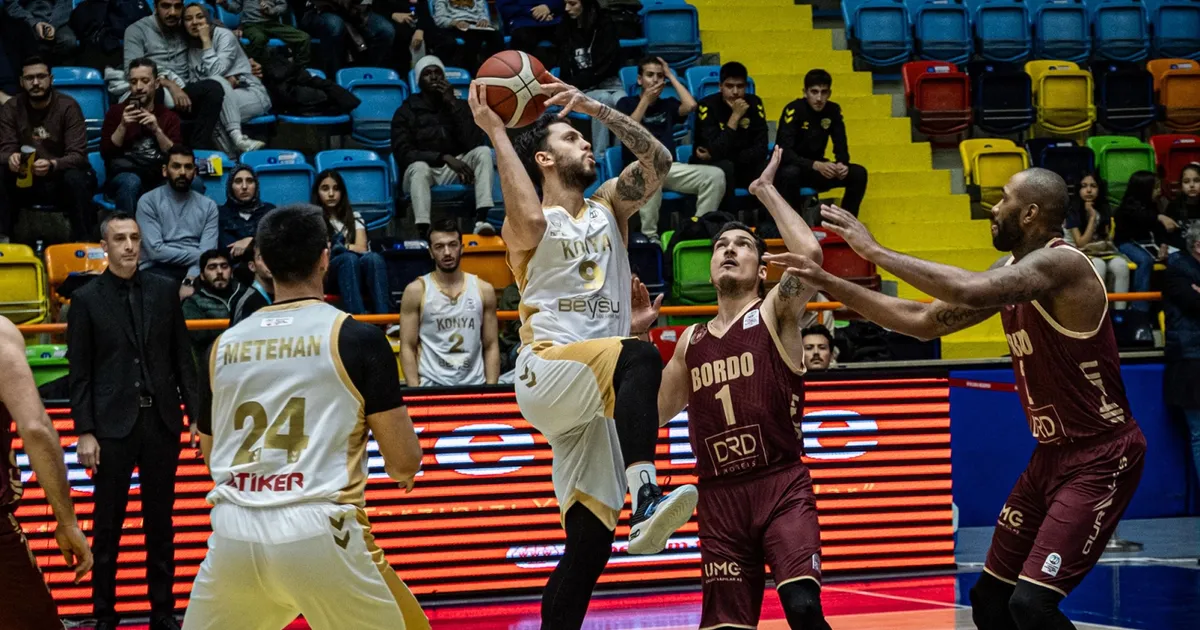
181, 3, 268, 155
219, 0, 310, 67
3, 0, 78, 63
137, 145, 219, 294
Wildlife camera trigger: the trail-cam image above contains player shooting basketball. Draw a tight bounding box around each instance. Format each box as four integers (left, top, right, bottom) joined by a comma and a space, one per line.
769, 168, 1146, 630
657, 147, 833, 630
467, 77, 698, 629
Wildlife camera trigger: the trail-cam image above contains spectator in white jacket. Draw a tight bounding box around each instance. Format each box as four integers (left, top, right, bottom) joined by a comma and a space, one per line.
182, 3, 268, 155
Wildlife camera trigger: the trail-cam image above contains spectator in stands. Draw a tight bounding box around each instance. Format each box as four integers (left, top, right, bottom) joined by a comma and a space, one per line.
100, 58, 184, 215
692, 61, 767, 212
124, 0, 226, 150
3, 0, 79, 64
313, 169, 391, 314
137, 145, 219, 294
1164, 163, 1200, 251
775, 69, 868, 216
616, 56, 723, 242
392, 55, 495, 239
67, 211, 198, 630
218, 165, 273, 271
1065, 172, 1131, 309
181, 3, 268, 155
430, 0, 503, 71
375, 0, 434, 73
497, 0, 562, 67
0, 45, 14, 103
298, 0, 396, 77
181, 248, 250, 360
0, 56, 95, 241
558, 0, 622, 158
1164, 222, 1200, 485
398, 218, 500, 386
219, 0, 311, 69
1114, 171, 1171, 312
801, 324, 835, 371
70, 0, 150, 70
230, 240, 274, 324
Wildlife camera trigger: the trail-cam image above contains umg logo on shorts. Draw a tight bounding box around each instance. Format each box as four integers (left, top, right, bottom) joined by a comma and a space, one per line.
703, 560, 744, 583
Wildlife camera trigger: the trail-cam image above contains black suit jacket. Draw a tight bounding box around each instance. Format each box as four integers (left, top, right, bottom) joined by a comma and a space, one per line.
68, 269, 200, 440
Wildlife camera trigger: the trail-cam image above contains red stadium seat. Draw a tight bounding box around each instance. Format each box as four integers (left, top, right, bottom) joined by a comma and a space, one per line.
1149, 133, 1200, 199
902, 61, 972, 136
817, 232, 876, 280
649, 325, 690, 364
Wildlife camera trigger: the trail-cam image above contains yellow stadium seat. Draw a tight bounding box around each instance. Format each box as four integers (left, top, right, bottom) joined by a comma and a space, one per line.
0, 244, 50, 325
460, 235, 513, 293
1025, 60, 1095, 136
960, 139, 1029, 209
43, 243, 107, 308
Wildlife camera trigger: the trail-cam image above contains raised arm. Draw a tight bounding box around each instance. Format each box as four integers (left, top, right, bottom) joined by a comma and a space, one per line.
765, 252, 999, 341
544, 80, 673, 221
819, 205, 1079, 309
753, 147, 822, 328
658, 326, 694, 427
468, 81, 546, 254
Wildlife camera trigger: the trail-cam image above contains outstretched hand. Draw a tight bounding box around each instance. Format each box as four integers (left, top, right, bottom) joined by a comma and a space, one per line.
763, 252, 831, 289
820, 204, 879, 257
748, 145, 783, 197
631, 275, 663, 334
542, 78, 602, 118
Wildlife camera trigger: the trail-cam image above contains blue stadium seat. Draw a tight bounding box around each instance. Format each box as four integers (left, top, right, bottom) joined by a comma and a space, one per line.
194, 149, 234, 205
241, 150, 315, 207
909, 0, 973, 66
969, 0, 1032, 63
387, 153, 469, 205
88, 152, 116, 212
1029, 0, 1091, 63
1146, 0, 1200, 60
684, 65, 756, 100
1024, 138, 1094, 187
277, 69, 351, 135
968, 61, 1035, 134
337, 68, 407, 150
409, 66, 472, 99
842, 0, 914, 67
1094, 62, 1157, 132
51, 67, 106, 150
1089, 0, 1150, 62
315, 150, 393, 229
628, 238, 666, 297
641, 0, 702, 69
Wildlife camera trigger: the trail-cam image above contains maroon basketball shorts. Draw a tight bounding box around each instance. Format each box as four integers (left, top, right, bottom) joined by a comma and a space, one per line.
0, 512, 65, 630
984, 423, 1146, 595
697, 462, 821, 630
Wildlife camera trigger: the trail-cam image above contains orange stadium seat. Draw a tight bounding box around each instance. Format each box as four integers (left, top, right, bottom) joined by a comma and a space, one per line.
43, 243, 107, 308
460, 234, 513, 293
1148, 58, 1200, 132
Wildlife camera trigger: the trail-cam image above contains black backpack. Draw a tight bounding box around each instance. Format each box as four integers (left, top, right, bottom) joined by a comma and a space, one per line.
260, 51, 360, 117
664, 211, 734, 288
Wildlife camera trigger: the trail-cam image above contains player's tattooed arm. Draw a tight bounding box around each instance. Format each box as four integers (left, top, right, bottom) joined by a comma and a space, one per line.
594, 103, 673, 218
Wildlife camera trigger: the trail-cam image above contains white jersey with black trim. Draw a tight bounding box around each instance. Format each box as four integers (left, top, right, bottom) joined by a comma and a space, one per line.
207, 300, 370, 508
417, 272, 485, 386
511, 198, 632, 347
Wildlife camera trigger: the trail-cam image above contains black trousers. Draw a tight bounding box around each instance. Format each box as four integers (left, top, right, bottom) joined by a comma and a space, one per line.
180, 79, 225, 150
691, 156, 766, 214
431, 28, 504, 71
509, 24, 559, 68
91, 406, 181, 623
2, 167, 97, 240
777, 162, 869, 215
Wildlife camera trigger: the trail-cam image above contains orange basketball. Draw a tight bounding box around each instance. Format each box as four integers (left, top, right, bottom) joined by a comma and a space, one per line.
476, 51, 553, 128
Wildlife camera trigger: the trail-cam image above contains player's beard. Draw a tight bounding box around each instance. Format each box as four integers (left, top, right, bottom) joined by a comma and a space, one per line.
436, 257, 460, 273
558, 153, 597, 192
991, 213, 1023, 252
715, 272, 758, 299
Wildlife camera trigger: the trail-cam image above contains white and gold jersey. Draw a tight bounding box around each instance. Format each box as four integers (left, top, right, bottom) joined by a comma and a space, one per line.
417, 272, 485, 387
511, 198, 632, 348
207, 300, 370, 508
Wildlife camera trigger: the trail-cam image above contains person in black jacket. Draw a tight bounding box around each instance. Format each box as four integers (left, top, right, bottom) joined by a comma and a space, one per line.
692, 61, 767, 213
391, 55, 495, 238
374, 0, 436, 74
558, 0, 623, 158
775, 69, 868, 215
67, 211, 199, 630
70, 0, 150, 70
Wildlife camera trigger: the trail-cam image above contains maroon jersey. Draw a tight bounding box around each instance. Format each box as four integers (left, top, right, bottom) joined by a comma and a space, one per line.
684, 301, 807, 480
999, 239, 1134, 444
0, 403, 21, 514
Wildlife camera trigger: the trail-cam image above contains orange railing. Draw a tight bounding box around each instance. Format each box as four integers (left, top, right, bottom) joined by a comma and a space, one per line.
14, 292, 1163, 335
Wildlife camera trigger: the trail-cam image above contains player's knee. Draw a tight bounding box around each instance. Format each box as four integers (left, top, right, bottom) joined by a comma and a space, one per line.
1008, 581, 1064, 629
620, 338, 663, 370
970, 573, 1015, 629
779, 580, 822, 622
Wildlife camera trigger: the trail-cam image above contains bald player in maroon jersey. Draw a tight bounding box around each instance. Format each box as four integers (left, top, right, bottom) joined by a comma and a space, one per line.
769, 167, 1146, 630
657, 147, 832, 630
0, 317, 93, 630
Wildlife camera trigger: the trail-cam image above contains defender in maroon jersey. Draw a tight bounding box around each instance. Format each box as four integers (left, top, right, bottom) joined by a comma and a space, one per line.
0, 317, 92, 630
658, 148, 832, 630
769, 167, 1146, 630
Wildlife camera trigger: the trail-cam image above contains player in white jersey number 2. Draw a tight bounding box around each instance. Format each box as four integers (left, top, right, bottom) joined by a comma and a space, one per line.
468, 78, 699, 628
185, 205, 429, 630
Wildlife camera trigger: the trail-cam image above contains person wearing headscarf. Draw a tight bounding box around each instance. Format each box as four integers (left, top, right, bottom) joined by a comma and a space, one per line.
217, 165, 274, 276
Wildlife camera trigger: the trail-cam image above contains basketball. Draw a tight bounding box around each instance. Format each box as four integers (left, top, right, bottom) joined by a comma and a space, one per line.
476, 50, 552, 128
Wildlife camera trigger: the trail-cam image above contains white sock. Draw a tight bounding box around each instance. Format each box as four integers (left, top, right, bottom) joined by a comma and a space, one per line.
626, 462, 657, 514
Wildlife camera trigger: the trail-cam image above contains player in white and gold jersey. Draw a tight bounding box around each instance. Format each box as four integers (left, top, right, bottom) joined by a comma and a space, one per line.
399, 219, 499, 387
185, 205, 428, 630
468, 78, 698, 629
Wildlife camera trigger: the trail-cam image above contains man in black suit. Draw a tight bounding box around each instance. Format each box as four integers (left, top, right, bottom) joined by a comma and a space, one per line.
67, 211, 199, 630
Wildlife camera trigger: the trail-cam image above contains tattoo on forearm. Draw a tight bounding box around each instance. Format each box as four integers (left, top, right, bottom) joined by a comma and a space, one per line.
932, 304, 990, 333
615, 166, 647, 202
595, 103, 672, 181
778, 274, 807, 299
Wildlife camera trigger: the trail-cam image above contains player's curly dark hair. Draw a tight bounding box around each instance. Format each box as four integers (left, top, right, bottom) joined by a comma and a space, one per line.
513, 111, 561, 187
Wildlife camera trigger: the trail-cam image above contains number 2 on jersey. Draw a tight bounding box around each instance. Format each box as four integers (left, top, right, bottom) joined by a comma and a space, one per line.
448, 332, 465, 353
714, 384, 737, 426
233, 397, 310, 465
